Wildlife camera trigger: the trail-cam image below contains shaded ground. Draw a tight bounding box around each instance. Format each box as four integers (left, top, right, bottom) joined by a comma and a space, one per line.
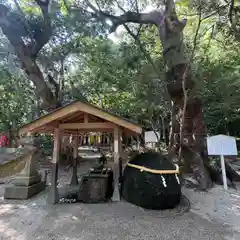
183, 185, 240, 237
0, 189, 236, 240
0, 151, 240, 239
1, 174, 239, 239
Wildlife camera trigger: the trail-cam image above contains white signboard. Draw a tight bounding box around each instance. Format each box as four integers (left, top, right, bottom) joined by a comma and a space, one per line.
207, 134, 237, 156
144, 131, 160, 143
207, 134, 238, 190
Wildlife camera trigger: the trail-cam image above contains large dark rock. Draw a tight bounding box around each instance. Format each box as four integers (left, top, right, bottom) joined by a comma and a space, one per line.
121, 152, 181, 210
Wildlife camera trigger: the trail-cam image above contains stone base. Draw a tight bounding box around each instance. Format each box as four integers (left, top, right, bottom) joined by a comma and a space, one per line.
13, 175, 41, 186
4, 181, 46, 200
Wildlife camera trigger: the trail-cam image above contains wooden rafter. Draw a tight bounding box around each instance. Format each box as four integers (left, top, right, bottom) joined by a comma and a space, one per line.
60, 112, 84, 123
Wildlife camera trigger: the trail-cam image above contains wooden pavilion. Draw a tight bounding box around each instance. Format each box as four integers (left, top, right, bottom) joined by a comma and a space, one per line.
18, 100, 142, 204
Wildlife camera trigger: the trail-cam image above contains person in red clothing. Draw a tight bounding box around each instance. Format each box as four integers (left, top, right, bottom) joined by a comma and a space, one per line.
0, 132, 8, 147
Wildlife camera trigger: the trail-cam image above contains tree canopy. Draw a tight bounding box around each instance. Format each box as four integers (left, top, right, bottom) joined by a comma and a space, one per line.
0, 0, 240, 139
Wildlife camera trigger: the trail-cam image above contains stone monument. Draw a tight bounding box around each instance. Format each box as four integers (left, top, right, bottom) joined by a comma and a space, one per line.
4, 134, 46, 199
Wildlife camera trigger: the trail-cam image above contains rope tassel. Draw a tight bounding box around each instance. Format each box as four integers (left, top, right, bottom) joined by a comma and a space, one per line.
175, 174, 180, 184
161, 175, 167, 187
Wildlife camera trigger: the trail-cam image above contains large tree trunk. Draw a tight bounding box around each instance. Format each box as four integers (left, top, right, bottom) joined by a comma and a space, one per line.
154, 5, 212, 188
21, 55, 58, 109
0, 2, 59, 110
157, 2, 240, 188
94, 3, 213, 188
167, 68, 212, 188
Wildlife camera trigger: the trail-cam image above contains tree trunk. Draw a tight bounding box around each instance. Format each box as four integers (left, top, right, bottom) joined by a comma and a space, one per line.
161, 116, 166, 145
20, 55, 59, 110
156, 7, 212, 188
0, 3, 59, 110
59, 59, 65, 104
92, 0, 240, 189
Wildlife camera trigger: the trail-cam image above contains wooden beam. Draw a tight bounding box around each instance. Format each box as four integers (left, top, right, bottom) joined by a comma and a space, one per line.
59, 122, 115, 130
77, 102, 142, 134
136, 135, 140, 150
113, 127, 119, 163
37, 128, 114, 134
84, 113, 88, 123
47, 128, 60, 204
70, 137, 79, 186
112, 127, 121, 202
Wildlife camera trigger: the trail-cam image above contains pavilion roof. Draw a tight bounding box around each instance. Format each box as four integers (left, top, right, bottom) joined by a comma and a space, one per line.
19, 100, 142, 136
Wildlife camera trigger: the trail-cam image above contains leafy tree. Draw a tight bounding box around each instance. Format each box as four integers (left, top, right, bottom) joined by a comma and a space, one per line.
0, 68, 36, 145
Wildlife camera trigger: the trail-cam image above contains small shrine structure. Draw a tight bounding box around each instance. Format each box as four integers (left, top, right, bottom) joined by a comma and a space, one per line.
18, 100, 142, 204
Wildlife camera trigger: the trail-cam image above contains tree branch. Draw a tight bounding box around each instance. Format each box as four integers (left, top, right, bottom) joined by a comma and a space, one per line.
109, 11, 160, 32
0, 3, 58, 109
114, 0, 126, 13
85, 0, 161, 32
124, 25, 161, 76
228, 0, 235, 26
165, 0, 174, 16
31, 0, 52, 57
13, 0, 36, 42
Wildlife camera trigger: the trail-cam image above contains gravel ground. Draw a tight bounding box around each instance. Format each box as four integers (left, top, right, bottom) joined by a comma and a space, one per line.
183, 185, 240, 237
0, 159, 240, 240
0, 189, 236, 240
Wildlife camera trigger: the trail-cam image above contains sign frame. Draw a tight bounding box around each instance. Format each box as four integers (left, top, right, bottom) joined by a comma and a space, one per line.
207, 134, 238, 190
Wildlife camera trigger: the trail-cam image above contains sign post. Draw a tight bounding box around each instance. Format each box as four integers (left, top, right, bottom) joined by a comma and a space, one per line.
207, 134, 238, 190
220, 155, 228, 190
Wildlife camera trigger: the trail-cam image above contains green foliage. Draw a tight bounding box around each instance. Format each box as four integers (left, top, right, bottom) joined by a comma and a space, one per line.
0, 69, 35, 132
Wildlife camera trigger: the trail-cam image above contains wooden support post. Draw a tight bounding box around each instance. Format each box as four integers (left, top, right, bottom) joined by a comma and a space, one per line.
136, 135, 140, 151
112, 127, 121, 201
70, 137, 79, 186
98, 133, 101, 144
119, 133, 123, 180
48, 128, 60, 204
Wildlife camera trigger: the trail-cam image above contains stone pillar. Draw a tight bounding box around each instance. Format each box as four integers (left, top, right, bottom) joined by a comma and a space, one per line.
70, 137, 78, 186
4, 136, 46, 200
47, 128, 60, 204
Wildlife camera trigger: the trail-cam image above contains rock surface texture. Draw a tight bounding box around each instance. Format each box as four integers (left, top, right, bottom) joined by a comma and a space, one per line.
122, 152, 181, 209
